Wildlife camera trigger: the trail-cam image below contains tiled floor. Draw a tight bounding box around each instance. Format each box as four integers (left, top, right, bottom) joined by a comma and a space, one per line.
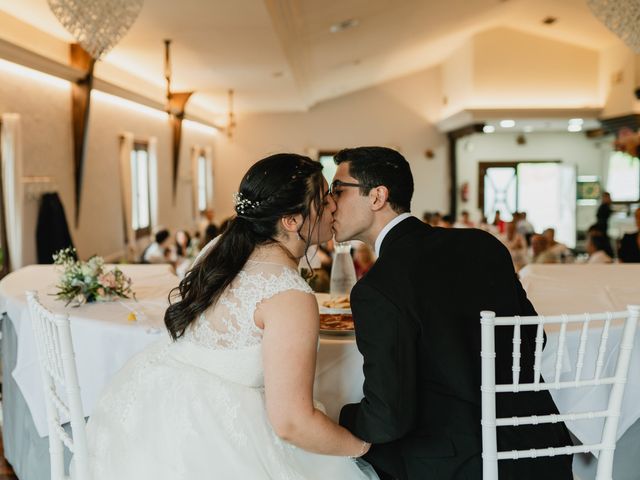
0, 428, 17, 480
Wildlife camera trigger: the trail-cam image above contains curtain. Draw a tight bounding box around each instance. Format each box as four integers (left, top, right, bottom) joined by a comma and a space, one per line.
148, 136, 159, 229
190, 145, 201, 222
1, 113, 24, 271
118, 132, 135, 260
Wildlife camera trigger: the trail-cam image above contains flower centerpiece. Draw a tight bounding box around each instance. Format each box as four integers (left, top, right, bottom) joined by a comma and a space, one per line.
53, 247, 134, 306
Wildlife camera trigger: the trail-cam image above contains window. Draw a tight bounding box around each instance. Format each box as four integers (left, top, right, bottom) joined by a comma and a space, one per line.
606, 152, 640, 202
197, 152, 208, 213
130, 142, 151, 238
318, 151, 338, 184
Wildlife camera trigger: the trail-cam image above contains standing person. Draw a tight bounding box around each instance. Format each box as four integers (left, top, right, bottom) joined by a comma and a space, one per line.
331, 147, 572, 480
86, 154, 377, 479
596, 191, 613, 236
618, 207, 640, 263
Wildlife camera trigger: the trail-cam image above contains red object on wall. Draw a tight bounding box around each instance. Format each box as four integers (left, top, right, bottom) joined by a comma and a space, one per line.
460, 181, 469, 203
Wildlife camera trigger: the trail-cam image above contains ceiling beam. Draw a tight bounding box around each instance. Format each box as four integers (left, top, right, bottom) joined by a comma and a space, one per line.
0, 37, 220, 130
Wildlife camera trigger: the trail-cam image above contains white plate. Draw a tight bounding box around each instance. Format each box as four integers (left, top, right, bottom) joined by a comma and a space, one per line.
315, 293, 352, 315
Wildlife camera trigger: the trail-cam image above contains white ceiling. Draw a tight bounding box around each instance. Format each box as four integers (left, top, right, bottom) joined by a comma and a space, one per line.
0, 0, 620, 116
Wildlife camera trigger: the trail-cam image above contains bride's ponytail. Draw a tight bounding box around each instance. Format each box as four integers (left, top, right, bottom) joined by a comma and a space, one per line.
164, 153, 325, 340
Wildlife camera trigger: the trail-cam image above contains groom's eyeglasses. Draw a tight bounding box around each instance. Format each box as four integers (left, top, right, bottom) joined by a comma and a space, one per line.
329, 180, 367, 197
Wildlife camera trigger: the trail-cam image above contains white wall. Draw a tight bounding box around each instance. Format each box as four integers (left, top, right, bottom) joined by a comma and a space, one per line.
0, 60, 215, 264
456, 131, 608, 228
472, 28, 600, 108
213, 64, 448, 221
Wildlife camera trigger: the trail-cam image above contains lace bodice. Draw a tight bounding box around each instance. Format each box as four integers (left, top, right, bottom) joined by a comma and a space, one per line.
182, 260, 313, 350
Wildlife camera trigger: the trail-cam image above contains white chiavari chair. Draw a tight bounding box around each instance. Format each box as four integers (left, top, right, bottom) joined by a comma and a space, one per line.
26, 291, 90, 480
480, 305, 640, 480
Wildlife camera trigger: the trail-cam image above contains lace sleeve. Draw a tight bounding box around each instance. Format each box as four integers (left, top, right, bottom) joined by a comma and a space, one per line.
182, 263, 314, 350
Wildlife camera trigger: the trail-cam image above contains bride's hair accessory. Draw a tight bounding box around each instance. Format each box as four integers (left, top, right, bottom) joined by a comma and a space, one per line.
233, 192, 261, 215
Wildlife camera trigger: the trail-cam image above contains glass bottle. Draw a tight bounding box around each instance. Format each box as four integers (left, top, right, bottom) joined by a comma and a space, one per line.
330, 242, 357, 299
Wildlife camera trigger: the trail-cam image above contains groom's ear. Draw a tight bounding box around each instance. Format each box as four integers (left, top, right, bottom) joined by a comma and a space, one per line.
369, 185, 389, 212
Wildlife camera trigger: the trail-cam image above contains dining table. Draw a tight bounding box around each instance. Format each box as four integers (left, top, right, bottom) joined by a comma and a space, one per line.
1, 262, 639, 480
520, 263, 640, 480
0, 264, 363, 480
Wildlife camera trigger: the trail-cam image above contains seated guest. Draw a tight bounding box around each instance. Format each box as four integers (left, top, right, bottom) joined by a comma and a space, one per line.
199, 223, 220, 250
618, 208, 640, 263
439, 214, 454, 228
353, 243, 375, 279
492, 210, 505, 234
175, 230, 194, 259
531, 234, 557, 264
421, 211, 432, 224
197, 208, 216, 239
587, 231, 614, 264
142, 229, 174, 264
516, 211, 535, 239
454, 210, 475, 228
429, 211, 442, 227
500, 221, 527, 271
543, 228, 571, 262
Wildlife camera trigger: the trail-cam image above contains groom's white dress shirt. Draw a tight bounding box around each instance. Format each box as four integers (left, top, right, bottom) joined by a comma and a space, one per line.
374, 212, 412, 257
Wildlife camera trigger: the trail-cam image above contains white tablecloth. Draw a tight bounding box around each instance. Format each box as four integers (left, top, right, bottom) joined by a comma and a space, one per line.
519, 264, 640, 315
0, 265, 363, 437
521, 264, 640, 448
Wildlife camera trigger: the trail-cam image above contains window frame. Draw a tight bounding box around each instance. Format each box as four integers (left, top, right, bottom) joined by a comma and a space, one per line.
130, 140, 151, 240
606, 152, 640, 206
196, 148, 209, 215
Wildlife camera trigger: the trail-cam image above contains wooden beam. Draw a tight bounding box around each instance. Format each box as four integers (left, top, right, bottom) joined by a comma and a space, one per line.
447, 123, 484, 218
69, 44, 95, 227
167, 91, 193, 202
0, 38, 218, 129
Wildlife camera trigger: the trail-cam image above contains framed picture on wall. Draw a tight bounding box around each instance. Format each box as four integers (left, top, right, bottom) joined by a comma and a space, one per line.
577, 180, 601, 200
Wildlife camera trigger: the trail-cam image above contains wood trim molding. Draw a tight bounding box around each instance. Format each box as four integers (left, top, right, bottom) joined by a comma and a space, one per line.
0, 37, 219, 129
70, 44, 95, 227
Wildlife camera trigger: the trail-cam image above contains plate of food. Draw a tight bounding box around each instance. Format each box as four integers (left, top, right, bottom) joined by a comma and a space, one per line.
317, 294, 351, 315
319, 313, 354, 336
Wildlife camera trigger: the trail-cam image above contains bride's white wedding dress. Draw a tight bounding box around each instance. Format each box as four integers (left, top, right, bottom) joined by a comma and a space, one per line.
86, 260, 377, 479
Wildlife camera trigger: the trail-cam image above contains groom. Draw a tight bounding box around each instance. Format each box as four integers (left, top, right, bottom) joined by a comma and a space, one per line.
332, 147, 573, 480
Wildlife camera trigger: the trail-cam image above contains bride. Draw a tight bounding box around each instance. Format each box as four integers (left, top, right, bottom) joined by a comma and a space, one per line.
86, 153, 378, 479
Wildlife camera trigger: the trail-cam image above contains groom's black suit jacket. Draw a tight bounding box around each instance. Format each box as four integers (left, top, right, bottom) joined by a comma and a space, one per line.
339, 217, 572, 480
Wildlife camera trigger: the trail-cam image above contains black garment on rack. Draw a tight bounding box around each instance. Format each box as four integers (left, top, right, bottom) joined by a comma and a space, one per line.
36, 192, 75, 263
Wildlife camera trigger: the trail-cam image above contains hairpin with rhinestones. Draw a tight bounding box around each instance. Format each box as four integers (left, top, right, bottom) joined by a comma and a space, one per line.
233, 192, 261, 215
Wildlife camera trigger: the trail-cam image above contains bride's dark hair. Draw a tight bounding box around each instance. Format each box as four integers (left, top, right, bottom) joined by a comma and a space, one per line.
164, 153, 326, 340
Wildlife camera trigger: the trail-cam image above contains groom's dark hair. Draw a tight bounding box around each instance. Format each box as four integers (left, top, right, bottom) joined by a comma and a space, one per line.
334, 146, 413, 214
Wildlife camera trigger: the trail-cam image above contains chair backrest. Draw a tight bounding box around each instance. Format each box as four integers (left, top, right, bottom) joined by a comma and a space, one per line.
26, 291, 90, 480
480, 305, 640, 480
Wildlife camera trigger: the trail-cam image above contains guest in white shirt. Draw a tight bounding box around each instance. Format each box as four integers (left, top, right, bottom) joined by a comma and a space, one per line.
516, 211, 535, 238
500, 221, 527, 270
543, 228, 571, 262
142, 229, 173, 264
586, 231, 613, 264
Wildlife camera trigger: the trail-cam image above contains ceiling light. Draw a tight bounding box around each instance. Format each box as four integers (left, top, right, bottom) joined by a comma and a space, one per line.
330, 18, 360, 33
568, 124, 582, 132
483, 125, 496, 133
500, 120, 515, 128
568, 118, 584, 125
523, 125, 534, 132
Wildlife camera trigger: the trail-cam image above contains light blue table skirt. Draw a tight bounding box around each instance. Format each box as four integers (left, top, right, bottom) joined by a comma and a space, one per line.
1, 314, 72, 480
